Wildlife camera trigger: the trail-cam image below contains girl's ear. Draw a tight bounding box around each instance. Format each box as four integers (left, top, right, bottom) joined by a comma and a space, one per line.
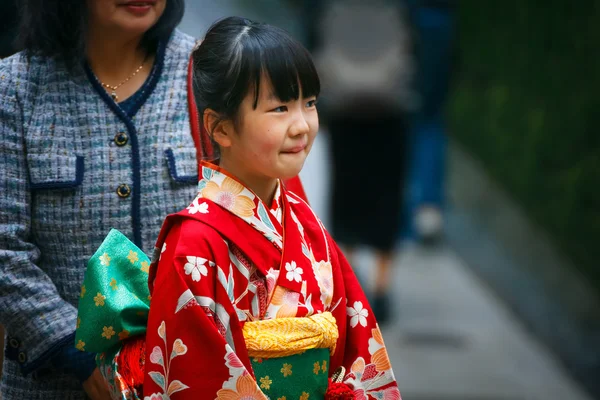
203, 109, 234, 148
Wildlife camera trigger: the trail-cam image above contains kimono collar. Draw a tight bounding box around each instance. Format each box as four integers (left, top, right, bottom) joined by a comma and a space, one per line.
196, 162, 284, 248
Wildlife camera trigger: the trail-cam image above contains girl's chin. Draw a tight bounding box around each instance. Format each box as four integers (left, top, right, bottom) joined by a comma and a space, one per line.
277, 165, 305, 181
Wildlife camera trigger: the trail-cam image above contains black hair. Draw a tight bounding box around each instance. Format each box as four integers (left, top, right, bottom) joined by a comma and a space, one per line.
192, 16, 320, 134
17, 0, 185, 62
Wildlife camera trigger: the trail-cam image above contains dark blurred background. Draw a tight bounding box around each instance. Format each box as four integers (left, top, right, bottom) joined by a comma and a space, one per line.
0, 0, 19, 58
449, 1, 600, 291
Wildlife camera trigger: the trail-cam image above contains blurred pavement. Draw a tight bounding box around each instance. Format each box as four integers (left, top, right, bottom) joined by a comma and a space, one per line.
302, 132, 592, 400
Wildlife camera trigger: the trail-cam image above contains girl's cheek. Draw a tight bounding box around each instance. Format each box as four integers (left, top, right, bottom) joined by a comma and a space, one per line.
260, 131, 282, 151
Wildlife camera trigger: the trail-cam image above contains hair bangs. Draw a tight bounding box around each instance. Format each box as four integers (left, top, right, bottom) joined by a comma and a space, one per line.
240, 28, 320, 109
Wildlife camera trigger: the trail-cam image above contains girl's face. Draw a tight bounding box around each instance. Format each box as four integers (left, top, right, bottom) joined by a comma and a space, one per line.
87, 0, 166, 39
219, 77, 319, 186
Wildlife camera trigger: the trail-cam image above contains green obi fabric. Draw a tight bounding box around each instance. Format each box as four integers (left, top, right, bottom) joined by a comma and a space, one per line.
250, 348, 330, 399
242, 312, 339, 399
76, 229, 150, 400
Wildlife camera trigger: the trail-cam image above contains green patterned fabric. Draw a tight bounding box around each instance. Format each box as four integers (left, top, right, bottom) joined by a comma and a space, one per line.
250, 348, 330, 399
76, 229, 331, 400
75, 229, 151, 355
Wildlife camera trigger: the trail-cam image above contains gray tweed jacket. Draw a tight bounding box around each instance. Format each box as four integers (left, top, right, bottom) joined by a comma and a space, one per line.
0, 29, 197, 399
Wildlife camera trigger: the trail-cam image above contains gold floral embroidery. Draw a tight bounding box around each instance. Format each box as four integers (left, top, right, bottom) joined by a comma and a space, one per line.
99, 252, 111, 267
313, 361, 321, 375
277, 397, 286, 400
259, 376, 272, 390
312, 258, 334, 308
76, 317, 81, 329
243, 313, 338, 359
101, 326, 116, 340
127, 250, 139, 264
80, 285, 86, 298
94, 293, 106, 307
369, 326, 392, 371
216, 373, 266, 399
281, 363, 292, 377
346, 355, 398, 398
76, 340, 85, 351
140, 261, 150, 273
270, 286, 299, 318
118, 330, 130, 340
300, 392, 310, 400
202, 177, 256, 218
321, 360, 327, 373
109, 278, 118, 291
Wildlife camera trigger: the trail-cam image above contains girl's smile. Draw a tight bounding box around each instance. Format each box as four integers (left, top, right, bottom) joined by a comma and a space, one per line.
281, 142, 308, 154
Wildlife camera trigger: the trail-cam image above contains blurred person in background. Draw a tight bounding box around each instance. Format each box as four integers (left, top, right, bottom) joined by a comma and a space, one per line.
406, 0, 455, 242
313, 0, 415, 323
0, 0, 196, 398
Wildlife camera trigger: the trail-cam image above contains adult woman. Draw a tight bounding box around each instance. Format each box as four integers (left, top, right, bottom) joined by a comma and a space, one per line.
0, 0, 196, 398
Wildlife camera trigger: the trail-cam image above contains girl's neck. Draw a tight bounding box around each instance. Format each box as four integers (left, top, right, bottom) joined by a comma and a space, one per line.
218, 159, 279, 206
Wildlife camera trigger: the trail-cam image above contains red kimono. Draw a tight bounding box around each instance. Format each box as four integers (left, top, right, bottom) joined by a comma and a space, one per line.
144, 162, 400, 399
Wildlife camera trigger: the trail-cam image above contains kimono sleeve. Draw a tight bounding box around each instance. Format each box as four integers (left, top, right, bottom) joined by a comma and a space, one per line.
329, 235, 402, 400
144, 219, 267, 399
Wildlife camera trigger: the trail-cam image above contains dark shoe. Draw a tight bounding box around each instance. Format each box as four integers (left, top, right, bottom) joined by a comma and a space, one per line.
415, 206, 444, 244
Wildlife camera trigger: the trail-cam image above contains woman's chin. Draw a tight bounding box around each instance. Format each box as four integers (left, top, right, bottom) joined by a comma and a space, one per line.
112, 13, 162, 36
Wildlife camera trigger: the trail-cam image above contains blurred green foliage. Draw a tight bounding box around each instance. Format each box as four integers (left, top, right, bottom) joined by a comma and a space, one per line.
448, 1, 600, 289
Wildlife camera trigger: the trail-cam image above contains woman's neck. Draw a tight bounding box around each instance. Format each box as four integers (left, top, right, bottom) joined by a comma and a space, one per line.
218, 159, 279, 206
86, 29, 148, 86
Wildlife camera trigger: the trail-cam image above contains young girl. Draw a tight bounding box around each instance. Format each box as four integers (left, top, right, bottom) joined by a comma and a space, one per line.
142, 16, 400, 399
76, 16, 400, 400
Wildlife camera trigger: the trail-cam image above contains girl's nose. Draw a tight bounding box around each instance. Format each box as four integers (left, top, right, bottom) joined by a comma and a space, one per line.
289, 112, 310, 137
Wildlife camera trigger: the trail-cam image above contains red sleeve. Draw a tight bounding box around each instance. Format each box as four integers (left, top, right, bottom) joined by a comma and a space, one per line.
328, 235, 402, 399
144, 220, 266, 399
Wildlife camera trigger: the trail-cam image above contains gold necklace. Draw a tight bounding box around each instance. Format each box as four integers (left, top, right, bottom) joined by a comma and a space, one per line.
99, 59, 146, 102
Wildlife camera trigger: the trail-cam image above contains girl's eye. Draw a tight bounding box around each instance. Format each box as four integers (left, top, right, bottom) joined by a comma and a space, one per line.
272, 106, 288, 113
306, 99, 318, 108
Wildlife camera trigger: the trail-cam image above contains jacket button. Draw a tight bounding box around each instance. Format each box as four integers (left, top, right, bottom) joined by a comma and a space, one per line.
114, 131, 128, 146
18, 352, 27, 363
117, 184, 131, 198
9, 338, 20, 349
